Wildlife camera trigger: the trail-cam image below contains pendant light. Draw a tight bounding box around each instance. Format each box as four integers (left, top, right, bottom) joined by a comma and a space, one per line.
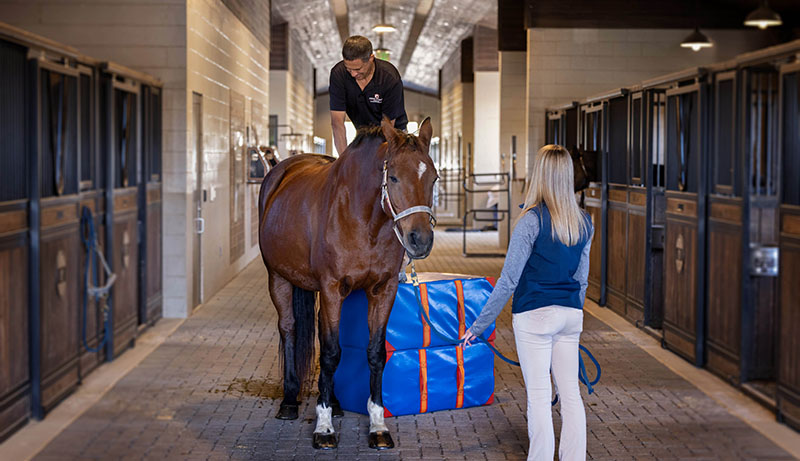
375, 35, 391, 61
680, 27, 713, 52
372, 0, 397, 34
744, 1, 782, 29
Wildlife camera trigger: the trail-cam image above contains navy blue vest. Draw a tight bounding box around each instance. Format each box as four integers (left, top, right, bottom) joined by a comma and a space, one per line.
511, 204, 591, 314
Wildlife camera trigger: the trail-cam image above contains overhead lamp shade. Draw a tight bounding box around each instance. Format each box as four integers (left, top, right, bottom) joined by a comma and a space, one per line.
372, 24, 397, 33
680, 27, 713, 52
375, 47, 391, 61
744, 3, 782, 29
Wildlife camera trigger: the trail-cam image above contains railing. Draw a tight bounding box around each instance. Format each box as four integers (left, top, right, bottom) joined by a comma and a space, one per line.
462, 172, 511, 258
435, 167, 466, 218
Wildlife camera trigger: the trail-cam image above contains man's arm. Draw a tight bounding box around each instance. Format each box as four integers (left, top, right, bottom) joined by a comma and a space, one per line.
331, 110, 347, 155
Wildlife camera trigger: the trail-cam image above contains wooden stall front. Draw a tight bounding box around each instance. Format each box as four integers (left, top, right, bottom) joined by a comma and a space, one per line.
648, 68, 710, 366
778, 49, 800, 431
600, 90, 631, 320
0, 27, 37, 441
0, 22, 163, 442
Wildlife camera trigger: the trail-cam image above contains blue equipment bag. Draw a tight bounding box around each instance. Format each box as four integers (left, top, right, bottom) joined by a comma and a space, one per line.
334, 273, 497, 416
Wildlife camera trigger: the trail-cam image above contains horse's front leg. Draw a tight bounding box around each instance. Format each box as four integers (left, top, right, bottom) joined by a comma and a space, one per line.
312, 283, 344, 449
365, 277, 399, 450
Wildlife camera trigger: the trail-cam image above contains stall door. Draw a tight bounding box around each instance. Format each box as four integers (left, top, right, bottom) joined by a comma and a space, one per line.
107, 77, 140, 358
662, 78, 708, 366
705, 70, 744, 382
37, 59, 82, 413
0, 38, 30, 441
139, 85, 163, 326
777, 62, 800, 431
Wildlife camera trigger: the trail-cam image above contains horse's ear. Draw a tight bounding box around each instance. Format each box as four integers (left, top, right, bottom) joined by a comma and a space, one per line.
381, 116, 398, 145
418, 117, 432, 149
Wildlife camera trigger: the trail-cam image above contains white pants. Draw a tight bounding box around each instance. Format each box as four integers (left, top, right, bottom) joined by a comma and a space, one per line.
513, 305, 586, 461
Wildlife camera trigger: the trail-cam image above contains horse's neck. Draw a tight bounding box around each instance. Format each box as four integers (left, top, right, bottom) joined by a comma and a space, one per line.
334, 139, 390, 229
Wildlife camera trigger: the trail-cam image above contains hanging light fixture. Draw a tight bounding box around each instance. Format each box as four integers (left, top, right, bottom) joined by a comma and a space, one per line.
375, 32, 391, 61
744, 1, 782, 29
680, 27, 713, 52
372, 0, 397, 34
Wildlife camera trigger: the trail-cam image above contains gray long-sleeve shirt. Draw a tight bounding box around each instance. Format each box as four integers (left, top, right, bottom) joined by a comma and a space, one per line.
469, 210, 594, 337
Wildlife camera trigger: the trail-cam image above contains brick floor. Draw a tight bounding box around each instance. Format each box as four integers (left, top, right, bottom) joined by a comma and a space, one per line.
31, 231, 794, 460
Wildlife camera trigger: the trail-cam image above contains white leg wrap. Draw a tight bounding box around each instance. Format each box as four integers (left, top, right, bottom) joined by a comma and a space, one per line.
367, 398, 389, 433
314, 404, 334, 435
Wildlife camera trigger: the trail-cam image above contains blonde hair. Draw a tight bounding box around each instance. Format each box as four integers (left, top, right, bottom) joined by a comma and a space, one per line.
521, 144, 589, 246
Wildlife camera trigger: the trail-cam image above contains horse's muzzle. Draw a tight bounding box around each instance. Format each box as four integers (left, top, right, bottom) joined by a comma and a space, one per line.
406, 228, 434, 259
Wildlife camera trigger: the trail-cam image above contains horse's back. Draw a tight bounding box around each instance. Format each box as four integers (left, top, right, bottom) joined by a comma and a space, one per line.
258, 153, 337, 285
259, 154, 336, 217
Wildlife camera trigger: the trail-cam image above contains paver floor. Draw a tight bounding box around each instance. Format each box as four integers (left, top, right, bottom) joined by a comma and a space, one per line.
29, 231, 795, 460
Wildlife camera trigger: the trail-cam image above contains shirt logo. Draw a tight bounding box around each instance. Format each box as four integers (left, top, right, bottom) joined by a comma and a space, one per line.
368, 93, 383, 104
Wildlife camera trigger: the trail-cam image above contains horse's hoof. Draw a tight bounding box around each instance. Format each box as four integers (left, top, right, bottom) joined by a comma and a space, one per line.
331, 400, 344, 418
368, 431, 395, 450
275, 403, 299, 420
312, 432, 338, 449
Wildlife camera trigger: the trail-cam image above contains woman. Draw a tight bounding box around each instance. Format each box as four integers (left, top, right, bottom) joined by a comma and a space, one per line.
460, 144, 593, 461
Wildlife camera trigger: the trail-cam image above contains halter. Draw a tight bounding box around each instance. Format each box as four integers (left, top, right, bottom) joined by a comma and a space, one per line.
380, 160, 436, 258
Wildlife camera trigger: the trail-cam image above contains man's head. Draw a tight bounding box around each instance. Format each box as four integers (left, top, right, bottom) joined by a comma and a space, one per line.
342, 35, 374, 81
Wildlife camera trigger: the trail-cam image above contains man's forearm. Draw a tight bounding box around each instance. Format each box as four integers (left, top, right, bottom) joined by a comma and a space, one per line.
332, 123, 347, 155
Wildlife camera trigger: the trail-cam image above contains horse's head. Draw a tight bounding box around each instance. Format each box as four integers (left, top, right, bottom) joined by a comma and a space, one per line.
380, 117, 437, 259
570, 145, 589, 192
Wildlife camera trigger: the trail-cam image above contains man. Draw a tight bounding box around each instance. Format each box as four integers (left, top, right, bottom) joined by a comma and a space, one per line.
330, 35, 408, 155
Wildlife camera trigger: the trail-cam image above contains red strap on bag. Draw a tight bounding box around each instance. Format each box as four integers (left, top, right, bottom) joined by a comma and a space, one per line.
455, 280, 465, 338
419, 283, 431, 348
455, 346, 465, 408
419, 349, 428, 413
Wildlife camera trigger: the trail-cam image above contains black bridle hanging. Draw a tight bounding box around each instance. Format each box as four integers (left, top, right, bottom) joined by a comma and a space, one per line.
47, 71, 68, 196
119, 91, 133, 188
676, 94, 689, 192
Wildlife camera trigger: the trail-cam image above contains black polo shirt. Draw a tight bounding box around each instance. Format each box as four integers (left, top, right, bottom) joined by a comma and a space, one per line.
329, 58, 408, 131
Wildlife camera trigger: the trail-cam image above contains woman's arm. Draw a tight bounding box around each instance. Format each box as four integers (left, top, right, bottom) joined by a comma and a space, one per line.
573, 228, 594, 305
462, 211, 539, 343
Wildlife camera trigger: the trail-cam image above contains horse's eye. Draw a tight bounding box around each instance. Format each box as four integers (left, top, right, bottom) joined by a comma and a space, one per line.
389, 176, 398, 183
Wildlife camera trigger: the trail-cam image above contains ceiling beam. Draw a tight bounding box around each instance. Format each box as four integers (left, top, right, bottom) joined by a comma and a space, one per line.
397, 0, 434, 76
331, 0, 349, 45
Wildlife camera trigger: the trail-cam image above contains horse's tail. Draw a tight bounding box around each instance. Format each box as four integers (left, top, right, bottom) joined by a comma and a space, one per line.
291, 285, 317, 395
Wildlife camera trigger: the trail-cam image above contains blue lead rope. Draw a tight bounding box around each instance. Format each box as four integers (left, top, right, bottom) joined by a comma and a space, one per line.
80, 206, 117, 353
408, 264, 601, 406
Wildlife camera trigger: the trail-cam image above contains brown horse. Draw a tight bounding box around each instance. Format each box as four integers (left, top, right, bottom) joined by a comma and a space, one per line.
258, 117, 437, 450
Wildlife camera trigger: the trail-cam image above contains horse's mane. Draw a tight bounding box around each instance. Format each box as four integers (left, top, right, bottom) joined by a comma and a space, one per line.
349, 125, 426, 151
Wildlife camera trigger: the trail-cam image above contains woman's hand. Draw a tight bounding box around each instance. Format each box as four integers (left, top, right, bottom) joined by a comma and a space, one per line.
460, 328, 478, 348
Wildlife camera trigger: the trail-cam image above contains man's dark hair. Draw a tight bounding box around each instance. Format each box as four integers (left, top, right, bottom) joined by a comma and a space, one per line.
342, 36, 373, 61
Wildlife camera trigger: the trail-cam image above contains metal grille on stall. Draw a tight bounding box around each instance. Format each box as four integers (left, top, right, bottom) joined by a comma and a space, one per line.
579, 98, 606, 305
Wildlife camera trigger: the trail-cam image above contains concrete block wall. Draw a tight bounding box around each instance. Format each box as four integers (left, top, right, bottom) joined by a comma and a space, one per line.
270, 29, 313, 154
498, 51, 528, 248
186, 0, 269, 310
438, 46, 468, 223
404, 90, 441, 136
526, 28, 774, 159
